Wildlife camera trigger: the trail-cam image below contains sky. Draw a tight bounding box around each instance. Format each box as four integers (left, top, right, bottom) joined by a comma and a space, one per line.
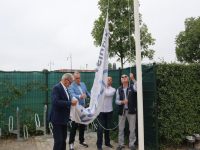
0, 0, 200, 71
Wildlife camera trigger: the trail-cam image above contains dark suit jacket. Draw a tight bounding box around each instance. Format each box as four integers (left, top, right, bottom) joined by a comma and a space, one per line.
48, 82, 71, 125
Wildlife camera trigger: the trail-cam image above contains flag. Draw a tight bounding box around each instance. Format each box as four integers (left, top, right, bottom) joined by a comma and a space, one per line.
70, 13, 109, 124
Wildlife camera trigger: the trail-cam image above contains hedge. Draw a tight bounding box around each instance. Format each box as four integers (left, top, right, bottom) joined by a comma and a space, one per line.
156, 63, 200, 146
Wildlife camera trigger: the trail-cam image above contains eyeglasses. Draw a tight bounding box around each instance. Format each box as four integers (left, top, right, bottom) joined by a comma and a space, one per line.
121, 75, 128, 78
67, 79, 72, 84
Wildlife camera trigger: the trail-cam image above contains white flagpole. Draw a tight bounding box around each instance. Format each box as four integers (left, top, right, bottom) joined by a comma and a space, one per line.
134, 0, 144, 150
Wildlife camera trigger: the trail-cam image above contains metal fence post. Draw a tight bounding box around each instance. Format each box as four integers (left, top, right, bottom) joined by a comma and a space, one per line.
45, 71, 49, 116
43, 71, 50, 132
0, 128, 1, 144
153, 63, 159, 150
17, 107, 20, 141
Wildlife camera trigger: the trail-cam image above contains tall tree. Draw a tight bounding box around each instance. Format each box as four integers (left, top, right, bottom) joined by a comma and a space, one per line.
175, 17, 200, 63
91, 0, 155, 68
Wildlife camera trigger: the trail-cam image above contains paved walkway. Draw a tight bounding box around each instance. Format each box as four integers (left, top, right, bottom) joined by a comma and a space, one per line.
0, 131, 134, 150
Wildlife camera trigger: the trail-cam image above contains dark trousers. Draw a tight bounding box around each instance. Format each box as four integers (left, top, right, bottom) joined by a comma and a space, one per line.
69, 121, 86, 144
52, 124, 68, 150
96, 111, 113, 147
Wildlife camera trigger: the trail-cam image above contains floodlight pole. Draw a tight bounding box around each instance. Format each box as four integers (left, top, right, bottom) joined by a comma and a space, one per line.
134, 0, 144, 150
67, 53, 72, 71
48, 61, 54, 71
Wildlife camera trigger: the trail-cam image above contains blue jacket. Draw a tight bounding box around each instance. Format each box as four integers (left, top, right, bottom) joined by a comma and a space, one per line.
48, 83, 71, 125
68, 82, 91, 107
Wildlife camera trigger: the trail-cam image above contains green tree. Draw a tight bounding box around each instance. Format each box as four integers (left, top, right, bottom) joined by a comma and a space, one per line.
91, 0, 155, 68
108, 62, 113, 70
175, 17, 200, 63
42, 69, 48, 73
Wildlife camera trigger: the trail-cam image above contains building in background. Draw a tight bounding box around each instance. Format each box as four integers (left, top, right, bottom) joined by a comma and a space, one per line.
59, 69, 95, 72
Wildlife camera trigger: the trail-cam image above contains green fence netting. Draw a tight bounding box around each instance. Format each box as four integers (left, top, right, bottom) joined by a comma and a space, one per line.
0, 65, 158, 149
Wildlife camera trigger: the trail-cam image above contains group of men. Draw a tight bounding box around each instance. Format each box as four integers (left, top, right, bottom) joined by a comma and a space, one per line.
48, 71, 137, 150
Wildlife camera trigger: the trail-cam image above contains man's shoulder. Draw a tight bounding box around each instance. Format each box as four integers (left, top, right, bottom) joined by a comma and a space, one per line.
110, 86, 116, 91
68, 83, 75, 89
80, 82, 87, 87
52, 83, 62, 91
54, 83, 61, 88
117, 85, 123, 90
80, 82, 86, 85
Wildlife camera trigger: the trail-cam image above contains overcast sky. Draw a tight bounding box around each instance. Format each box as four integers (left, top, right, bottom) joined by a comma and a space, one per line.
0, 0, 200, 71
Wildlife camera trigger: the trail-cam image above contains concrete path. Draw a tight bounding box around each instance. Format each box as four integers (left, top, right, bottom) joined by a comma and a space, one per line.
0, 131, 134, 150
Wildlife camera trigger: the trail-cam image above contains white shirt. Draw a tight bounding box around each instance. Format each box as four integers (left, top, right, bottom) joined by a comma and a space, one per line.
101, 86, 116, 113
60, 82, 69, 100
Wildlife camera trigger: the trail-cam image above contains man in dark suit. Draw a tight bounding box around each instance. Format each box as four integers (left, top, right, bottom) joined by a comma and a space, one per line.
48, 73, 78, 150
68, 71, 91, 150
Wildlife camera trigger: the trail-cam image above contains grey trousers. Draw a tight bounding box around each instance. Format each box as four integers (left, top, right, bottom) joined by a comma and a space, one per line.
118, 110, 136, 147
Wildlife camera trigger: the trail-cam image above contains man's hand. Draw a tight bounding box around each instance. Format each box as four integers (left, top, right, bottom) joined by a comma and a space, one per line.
130, 73, 136, 83
80, 94, 87, 99
71, 100, 78, 106
121, 99, 128, 104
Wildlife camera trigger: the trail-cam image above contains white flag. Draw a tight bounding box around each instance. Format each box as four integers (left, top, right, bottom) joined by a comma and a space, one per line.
70, 13, 109, 124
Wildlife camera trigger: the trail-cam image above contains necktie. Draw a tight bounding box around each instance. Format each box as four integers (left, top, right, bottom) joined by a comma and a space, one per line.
65, 88, 70, 100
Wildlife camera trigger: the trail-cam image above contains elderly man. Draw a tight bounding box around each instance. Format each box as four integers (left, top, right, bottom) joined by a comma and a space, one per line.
68, 71, 91, 150
115, 73, 137, 150
96, 76, 116, 150
48, 73, 78, 150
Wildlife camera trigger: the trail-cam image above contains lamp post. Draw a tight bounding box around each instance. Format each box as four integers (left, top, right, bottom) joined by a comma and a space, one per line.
48, 61, 54, 71
67, 53, 72, 71
86, 64, 88, 70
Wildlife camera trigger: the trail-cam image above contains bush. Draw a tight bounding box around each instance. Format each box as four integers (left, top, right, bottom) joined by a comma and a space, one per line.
156, 63, 200, 146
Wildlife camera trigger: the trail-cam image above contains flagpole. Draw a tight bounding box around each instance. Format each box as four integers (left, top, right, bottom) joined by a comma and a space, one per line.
134, 0, 144, 150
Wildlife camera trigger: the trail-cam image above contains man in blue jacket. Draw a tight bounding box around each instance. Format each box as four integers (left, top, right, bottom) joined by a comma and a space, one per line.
48, 73, 78, 150
68, 71, 91, 150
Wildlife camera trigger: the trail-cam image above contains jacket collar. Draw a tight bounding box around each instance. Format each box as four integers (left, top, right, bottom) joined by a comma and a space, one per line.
59, 82, 69, 100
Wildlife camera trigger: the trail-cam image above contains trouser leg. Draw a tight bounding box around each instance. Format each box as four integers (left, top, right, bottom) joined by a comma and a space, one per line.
118, 114, 126, 146
127, 113, 136, 147
61, 125, 68, 150
79, 123, 86, 143
104, 111, 113, 145
69, 121, 78, 144
53, 124, 65, 150
96, 112, 105, 147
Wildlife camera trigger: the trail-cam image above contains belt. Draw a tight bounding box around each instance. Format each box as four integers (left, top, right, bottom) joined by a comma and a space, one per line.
125, 108, 128, 110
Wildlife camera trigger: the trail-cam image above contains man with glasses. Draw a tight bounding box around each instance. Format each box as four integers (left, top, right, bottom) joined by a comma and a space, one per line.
68, 71, 91, 150
115, 73, 137, 150
48, 73, 78, 150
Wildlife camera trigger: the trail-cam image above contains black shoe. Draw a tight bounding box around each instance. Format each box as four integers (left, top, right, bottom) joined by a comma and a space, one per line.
80, 141, 88, 147
105, 144, 114, 149
130, 147, 136, 150
116, 145, 125, 150
97, 146, 103, 150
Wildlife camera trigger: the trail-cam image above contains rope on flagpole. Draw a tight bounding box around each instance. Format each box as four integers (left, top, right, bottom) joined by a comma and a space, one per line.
91, 0, 125, 131
91, 0, 134, 131
128, 0, 132, 85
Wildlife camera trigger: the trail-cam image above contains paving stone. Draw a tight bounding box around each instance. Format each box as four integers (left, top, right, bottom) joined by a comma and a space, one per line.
0, 131, 135, 150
